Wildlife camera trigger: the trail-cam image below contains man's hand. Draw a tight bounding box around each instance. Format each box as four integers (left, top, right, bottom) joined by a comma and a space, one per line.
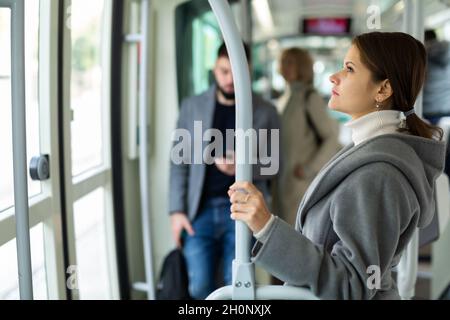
170, 212, 195, 248
215, 151, 235, 176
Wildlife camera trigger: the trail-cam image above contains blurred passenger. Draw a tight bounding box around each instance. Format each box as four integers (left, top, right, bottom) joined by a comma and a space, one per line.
229, 32, 445, 299
423, 29, 450, 177
169, 42, 280, 300
276, 48, 341, 226
423, 29, 450, 125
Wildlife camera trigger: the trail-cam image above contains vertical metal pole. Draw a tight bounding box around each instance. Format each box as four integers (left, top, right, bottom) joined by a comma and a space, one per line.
138, 0, 156, 300
414, 0, 424, 119
208, 0, 255, 300
398, 0, 423, 300
9, 0, 34, 300
403, 0, 424, 117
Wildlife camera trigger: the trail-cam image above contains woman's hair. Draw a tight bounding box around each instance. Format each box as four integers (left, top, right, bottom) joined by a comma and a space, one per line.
353, 32, 443, 140
280, 47, 314, 84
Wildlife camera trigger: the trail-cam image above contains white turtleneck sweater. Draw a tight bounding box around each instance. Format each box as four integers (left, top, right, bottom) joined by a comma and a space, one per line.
345, 110, 402, 146
254, 110, 403, 240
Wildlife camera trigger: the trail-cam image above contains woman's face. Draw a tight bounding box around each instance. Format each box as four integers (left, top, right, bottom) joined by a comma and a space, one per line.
280, 55, 298, 83
328, 45, 382, 120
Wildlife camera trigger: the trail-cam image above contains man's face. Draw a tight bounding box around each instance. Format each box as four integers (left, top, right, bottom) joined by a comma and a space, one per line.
214, 57, 234, 95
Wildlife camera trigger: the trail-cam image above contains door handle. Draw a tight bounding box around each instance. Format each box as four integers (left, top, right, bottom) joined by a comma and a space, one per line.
29, 154, 50, 181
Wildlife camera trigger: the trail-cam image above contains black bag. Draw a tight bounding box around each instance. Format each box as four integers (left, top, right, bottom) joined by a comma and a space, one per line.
304, 88, 323, 146
156, 248, 191, 300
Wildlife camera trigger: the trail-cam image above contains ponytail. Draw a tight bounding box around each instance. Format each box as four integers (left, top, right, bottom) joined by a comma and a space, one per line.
402, 114, 443, 140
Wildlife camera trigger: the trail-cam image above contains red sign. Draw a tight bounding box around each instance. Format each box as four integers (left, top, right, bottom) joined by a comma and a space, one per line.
303, 18, 352, 35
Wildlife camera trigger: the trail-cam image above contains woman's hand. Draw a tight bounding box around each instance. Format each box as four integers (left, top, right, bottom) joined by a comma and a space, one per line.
228, 181, 272, 233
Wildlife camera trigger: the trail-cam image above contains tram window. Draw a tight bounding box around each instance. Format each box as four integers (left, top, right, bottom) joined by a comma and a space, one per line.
0, 223, 48, 300
176, 0, 240, 103
73, 188, 111, 299
0, 8, 14, 212
70, 0, 106, 176
192, 11, 222, 96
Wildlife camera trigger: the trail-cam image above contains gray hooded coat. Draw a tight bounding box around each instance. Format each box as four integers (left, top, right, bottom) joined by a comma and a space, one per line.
253, 133, 445, 299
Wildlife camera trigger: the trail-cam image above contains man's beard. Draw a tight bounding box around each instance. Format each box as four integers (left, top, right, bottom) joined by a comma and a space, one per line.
217, 84, 235, 101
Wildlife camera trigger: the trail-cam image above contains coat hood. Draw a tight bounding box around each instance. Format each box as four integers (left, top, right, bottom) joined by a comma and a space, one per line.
378, 134, 446, 227
298, 134, 446, 229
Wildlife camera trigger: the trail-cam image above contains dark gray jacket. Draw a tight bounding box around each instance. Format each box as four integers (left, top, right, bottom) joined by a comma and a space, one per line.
253, 134, 445, 299
169, 86, 281, 221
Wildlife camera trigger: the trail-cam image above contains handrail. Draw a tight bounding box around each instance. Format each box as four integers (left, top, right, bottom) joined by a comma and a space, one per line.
207, 285, 319, 300
206, 0, 319, 301
0, 0, 34, 300
397, 0, 424, 300
138, 0, 156, 300
207, 0, 254, 300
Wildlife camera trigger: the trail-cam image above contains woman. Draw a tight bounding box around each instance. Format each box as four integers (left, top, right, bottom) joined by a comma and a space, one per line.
229, 32, 445, 300
276, 47, 341, 226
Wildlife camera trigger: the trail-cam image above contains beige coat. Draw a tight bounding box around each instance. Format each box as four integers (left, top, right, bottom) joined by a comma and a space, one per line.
276, 82, 341, 226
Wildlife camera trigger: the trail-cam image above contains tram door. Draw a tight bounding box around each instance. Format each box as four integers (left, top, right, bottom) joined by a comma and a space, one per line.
0, 0, 119, 300
59, 0, 119, 300
0, 0, 65, 300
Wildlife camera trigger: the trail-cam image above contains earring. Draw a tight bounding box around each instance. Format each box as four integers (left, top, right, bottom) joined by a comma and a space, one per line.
376, 101, 381, 109
376, 101, 383, 127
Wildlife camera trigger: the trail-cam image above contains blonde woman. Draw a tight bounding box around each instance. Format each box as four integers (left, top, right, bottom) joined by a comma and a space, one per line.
276, 48, 341, 226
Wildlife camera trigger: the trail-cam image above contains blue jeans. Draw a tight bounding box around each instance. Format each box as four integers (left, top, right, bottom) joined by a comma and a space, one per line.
183, 197, 235, 300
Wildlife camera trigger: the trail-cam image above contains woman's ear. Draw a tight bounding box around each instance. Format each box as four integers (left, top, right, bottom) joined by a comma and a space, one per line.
378, 79, 393, 102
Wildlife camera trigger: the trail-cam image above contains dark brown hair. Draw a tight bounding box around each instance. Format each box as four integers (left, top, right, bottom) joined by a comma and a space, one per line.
217, 42, 251, 62
353, 32, 443, 140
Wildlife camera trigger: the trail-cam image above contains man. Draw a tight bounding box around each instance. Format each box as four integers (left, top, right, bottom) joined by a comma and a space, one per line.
169, 43, 280, 299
